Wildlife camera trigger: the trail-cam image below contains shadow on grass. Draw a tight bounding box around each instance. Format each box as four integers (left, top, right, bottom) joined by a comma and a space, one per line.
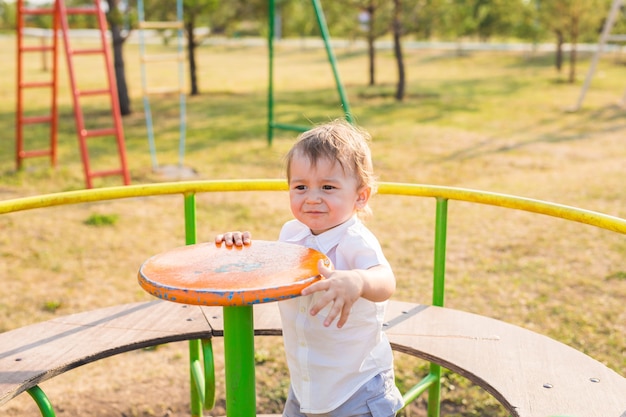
436, 103, 626, 162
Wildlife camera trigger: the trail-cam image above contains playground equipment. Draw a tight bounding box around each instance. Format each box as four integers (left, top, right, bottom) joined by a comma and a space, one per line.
132, 0, 354, 148
573, 0, 626, 110
267, 0, 353, 144
16, 0, 131, 188
137, 0, 190, 175
15, 0, 353, 184
0, 180, 624, 417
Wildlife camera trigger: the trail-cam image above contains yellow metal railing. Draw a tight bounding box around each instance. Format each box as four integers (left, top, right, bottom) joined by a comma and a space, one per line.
2, 180, 624, 234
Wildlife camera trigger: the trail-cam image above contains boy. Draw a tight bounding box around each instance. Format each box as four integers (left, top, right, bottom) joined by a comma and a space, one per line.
216, 119, 403, 417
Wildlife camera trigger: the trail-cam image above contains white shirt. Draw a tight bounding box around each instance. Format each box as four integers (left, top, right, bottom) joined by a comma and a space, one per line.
278, 216, 394, 413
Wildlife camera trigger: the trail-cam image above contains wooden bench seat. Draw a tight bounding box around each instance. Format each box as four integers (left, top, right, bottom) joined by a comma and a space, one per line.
1, 300, 625, 417
0, 300, 213, 406
383, 301, 626, 417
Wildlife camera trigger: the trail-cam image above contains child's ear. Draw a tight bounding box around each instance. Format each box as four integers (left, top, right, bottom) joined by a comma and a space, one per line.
356, 186, 371, 208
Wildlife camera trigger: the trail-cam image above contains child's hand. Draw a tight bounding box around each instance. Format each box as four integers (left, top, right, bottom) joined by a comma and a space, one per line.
215, 231, 251, 247
301, 259, 364, 329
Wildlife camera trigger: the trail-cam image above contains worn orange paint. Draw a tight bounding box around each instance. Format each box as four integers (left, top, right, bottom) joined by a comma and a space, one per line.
138, 240, 329, 306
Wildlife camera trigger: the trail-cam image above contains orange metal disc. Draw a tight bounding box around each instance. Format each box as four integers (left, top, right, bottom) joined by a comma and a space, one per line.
138, 240, 329, 306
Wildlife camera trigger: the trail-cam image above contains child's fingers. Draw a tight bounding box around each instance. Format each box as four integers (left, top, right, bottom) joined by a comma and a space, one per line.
215, 231, 251, 246
317, 259, 333, 277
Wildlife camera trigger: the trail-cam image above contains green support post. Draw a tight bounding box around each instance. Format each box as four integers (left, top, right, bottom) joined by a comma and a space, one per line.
223, 305, 256, 417
432, 198, 448, 308
400, 372, 440, 406
189, 338, 203, 417
27, 386, 56, 417
184, 193, 197, 246
184, 193, 203, 417
427, 197, 448, 417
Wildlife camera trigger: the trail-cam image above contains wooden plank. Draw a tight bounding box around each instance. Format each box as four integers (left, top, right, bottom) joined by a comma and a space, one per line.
384, 301, 626, 417
0, 301, 212, 405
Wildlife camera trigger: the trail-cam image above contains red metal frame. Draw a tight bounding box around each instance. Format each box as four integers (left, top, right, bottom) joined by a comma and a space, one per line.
16, 0, 59, 169
16, 0, 130, 189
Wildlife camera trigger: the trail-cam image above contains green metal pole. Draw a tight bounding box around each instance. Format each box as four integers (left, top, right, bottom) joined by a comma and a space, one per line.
27, 386, 56, 417
184, 193, 203, 417
201, 338, 216, 409
189, 339, 203, 417
401, 372, 439, 406
310, 0, 353, 123
432, 198, 448, 307
184, 193, 197, 245
426, 363, 442, 417
223, 305, 256, 417
267, 0, 275, 145
427, 197, 448, 417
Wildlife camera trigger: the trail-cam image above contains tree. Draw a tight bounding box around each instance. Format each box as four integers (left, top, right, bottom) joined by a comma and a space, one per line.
105, 0, 132, 115
404, 0, 443, 40
392, 0, 405, 100
0, 0, 16, 29
183, 0, 218, 95
359, 0, 392, 86
439, 0, 480, 53
417, 0, 523, 57
306, 0, 394, 87
362, 1, 378, 85
539, 0, 611, 83
281, 0, 321, 41
143, 0, 214, 96
472, 0, 518, 40
511, 0, 547, 54
210, 0, 267, 35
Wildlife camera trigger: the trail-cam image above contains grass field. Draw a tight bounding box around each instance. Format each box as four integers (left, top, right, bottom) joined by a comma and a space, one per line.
0, 34, 625, 416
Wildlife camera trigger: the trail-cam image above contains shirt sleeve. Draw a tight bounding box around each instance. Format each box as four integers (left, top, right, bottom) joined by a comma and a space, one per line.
333, 224, 390, 271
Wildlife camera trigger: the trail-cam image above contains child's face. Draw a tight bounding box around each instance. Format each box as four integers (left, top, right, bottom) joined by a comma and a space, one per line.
288, 152, 370, 235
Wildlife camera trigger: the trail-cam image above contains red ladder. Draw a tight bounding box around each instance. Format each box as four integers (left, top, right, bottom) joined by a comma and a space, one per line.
16, 0, 131, 189
16, 0, 59, 169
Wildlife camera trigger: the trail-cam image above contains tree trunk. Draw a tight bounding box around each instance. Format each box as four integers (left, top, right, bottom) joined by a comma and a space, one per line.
366, 5, 375, 86
186, 21, 199, 96
555, 30, 563, 73
568, 17, 578, 84
106, 0, 131, 116
392, 0, 405, 101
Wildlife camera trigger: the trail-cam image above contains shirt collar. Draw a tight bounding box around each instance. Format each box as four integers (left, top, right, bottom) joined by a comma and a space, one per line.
286, 216, 358, 254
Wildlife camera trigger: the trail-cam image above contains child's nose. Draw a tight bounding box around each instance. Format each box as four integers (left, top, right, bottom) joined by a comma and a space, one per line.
305, 190, 322, 203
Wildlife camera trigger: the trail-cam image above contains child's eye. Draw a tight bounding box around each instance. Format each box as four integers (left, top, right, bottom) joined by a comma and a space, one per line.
294, 185, 307, 191
322, 185, 335, 190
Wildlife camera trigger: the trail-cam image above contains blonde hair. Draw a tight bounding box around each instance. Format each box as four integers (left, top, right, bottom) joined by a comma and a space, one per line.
285, 119, 377, 218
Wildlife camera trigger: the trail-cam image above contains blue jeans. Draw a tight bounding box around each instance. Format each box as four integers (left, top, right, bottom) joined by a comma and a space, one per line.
282, 369, 404, 417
